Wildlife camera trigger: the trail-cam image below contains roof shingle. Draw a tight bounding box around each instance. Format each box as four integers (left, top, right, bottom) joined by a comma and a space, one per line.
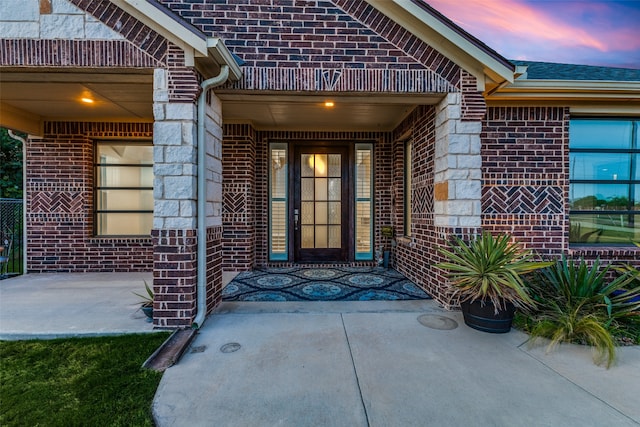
511, 60, 640, 82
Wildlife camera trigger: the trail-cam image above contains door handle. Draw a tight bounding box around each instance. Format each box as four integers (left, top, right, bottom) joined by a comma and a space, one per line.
294, 209, 299, 231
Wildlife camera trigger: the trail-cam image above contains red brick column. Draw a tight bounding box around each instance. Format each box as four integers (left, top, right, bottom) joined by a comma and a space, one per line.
152, 229, 197, 328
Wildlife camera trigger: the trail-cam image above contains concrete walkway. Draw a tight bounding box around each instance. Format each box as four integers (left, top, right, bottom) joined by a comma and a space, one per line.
0, 273, 155, 339
154, 301, 640, 427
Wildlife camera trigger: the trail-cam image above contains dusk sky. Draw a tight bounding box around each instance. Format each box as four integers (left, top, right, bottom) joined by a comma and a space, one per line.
425, 0, 640, 69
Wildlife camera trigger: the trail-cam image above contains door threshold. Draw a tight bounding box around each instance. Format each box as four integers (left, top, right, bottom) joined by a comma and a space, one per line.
265, 261, 378, 269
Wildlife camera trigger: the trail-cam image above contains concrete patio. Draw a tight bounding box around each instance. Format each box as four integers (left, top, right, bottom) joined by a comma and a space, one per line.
0, 273, 156, 339
154, 301, 640, 427
1, 273, 638, 426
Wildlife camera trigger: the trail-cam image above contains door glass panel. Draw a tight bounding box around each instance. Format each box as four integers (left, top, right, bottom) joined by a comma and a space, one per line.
328, 202, 340, 223
269, 144, 288, 260
328, 154, 341, 176
301, 154, 314, 177
355, 145, 373, 259
302, 226, 314, 248
315, 155, 328, 177
328, 178, 341, 201
271, 201, 286, 254
301, 202, 314, 224
301, 178, 314, 201
356, 201, 371, 253
298, 151, 343, 252
328, 225, 341, 248
315, 202, 328, 224
315, 178, 328, 201
315, 225, 328, 248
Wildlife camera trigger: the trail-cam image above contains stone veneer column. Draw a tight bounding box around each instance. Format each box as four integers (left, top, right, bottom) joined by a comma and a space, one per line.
152, 68, 199, 328
434, 93, 482, 229
203, 93, 224, 312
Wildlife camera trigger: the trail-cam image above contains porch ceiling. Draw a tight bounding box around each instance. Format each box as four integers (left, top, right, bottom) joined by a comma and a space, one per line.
0, 69, 443, 135
218, 93, 444, 131
0, 69, 154, 135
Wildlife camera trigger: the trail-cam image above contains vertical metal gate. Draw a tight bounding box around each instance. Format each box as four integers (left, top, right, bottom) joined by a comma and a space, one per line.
0, 198, 24, 277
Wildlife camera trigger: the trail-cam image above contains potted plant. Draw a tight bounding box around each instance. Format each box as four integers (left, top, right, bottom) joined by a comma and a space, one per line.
437, 232, 552, 333
133, 280, 154, 322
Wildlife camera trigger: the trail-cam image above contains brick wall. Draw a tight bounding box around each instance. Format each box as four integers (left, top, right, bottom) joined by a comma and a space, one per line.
68, 0, 168, 62
157, 0, 461, 93
152, 229, 196, 327
206, 225, 224, 311
481, 105, 640, 268
481, 106, 568, 257
222, 124, 256, 271
391, 106, 470, 305
26, 122, 154, 272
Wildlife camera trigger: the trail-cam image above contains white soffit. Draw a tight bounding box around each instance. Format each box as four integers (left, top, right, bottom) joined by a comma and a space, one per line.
366, 0, 514, 89
487, 80, 640, 102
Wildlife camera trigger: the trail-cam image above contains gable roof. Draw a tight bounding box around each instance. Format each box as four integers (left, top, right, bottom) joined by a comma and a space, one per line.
111, 0, 242, 80
511, 60, 640, 82
366, 0, 515, 90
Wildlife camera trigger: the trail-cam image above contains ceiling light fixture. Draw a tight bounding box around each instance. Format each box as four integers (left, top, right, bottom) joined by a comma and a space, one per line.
324, 101, 335, 108
81, 97, 95, 104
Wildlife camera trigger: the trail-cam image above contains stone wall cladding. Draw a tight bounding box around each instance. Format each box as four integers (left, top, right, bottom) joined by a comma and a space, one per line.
481, 106, 568, 257
152, 228, 197, 327
26, 122, 154, 273
222, 124, 257, 271
434, 93, 483, 228
0, 0, 123, 40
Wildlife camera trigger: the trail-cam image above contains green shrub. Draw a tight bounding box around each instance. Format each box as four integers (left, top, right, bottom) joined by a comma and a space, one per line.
524, 257, 639, 368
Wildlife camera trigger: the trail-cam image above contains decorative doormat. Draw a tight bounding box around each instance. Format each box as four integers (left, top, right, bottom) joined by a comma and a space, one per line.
222, 267, 432, 301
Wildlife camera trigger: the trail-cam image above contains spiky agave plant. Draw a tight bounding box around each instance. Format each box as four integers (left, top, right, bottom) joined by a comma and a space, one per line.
437, 232, 552, 313
526, 257, 640, 368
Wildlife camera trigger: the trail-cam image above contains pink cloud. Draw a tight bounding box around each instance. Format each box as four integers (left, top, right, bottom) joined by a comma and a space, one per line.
426, 0, 607, 51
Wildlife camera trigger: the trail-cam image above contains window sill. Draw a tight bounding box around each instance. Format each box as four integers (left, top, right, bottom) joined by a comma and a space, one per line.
569, 244, 640, 256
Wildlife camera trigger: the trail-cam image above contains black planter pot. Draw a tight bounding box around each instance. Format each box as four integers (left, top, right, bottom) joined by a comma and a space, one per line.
141, 305, 153, 323
460, 299, 515, 334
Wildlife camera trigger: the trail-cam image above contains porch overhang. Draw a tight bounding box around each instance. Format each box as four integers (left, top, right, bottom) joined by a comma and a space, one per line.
486, 79, 640, 115
217, 92, 446, 131
0, 0, 242, 136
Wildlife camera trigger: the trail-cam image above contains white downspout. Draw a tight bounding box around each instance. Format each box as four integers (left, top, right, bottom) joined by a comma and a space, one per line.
192, 64, 229, 329
7, 130, 27, 275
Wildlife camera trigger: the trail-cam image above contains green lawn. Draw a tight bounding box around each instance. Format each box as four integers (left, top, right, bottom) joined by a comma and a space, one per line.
0, 333, 171, 427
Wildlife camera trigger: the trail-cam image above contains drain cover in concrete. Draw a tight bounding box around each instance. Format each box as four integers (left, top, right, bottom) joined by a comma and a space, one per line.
417, 314, 458, 330
220, 342, 241, 353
